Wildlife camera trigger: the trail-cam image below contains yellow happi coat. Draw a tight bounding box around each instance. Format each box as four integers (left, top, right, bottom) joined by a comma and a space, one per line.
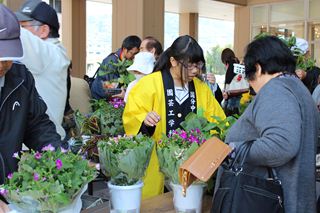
123, 71, 226, 199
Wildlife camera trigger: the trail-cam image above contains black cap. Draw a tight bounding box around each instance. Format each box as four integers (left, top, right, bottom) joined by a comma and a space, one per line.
15, 0, 60, 38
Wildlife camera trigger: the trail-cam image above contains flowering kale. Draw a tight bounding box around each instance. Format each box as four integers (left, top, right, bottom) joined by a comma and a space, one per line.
98, 134, 154, 186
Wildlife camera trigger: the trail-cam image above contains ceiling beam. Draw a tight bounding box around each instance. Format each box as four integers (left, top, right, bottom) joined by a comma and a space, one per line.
214, 0, 247, 6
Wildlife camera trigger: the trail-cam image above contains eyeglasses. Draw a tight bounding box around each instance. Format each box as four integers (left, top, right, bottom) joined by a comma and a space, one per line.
179, 61, 204, 70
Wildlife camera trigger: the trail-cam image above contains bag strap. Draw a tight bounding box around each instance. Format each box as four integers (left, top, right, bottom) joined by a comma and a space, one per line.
91, 52, 120, 79
91, 67, 100, 79
230, 140, 253, 170
230, 141, 280, 182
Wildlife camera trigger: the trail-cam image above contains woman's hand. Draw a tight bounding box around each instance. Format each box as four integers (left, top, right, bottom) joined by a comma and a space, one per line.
206, 73, 216, 84
223, 91, 228, 100
112, 88, 125, 99
144, 111, 160, 127
295, 69, 307, 80
0, 200, 9, 213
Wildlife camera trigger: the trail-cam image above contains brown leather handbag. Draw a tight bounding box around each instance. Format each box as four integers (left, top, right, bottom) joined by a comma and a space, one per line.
179, 137, 232, 195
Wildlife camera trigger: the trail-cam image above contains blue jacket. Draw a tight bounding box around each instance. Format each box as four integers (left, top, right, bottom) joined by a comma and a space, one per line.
0, 63, 62, 184
91, 49, 121, 99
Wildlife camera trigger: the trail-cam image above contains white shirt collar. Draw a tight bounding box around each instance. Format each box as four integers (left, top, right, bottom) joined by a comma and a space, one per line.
0, 76, 5, 88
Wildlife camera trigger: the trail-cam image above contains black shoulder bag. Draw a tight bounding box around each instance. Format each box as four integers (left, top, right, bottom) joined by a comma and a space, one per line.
211, 141, 284, 213
84, 52, 120, 89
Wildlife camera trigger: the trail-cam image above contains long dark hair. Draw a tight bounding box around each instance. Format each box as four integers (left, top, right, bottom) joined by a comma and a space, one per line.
153, 35, 205, 87
221, 48, 239, 85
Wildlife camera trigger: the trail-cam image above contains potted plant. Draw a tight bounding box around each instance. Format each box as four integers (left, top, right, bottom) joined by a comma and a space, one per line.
97, 134, 154, 212
70, 99, 125, 161
157, 111, 237, 213
99, 59, 135, 98
0, 145, 97, 213
157, 128, 208, 213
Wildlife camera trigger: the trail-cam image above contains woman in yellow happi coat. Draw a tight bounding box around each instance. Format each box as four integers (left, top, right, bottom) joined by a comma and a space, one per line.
123, 35, 226, 199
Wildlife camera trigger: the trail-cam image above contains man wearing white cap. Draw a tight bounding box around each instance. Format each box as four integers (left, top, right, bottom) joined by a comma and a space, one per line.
0, 5, 62, 209
124, 52, 155, 102
294, 38, 320, 94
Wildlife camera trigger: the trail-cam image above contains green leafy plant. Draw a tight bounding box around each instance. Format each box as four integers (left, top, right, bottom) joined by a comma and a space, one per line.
180, 110, 237, 141
157, 128, 206, 184
254, 33, 316, 71
179, 111, 213, 139
74, 99, 125, 136
97, 134, 154, 186
71, 99, 125, 161
157, 111, 236, 192
0, 146, 97, 212
210, 115, 238, 141
98, 59, 135, 88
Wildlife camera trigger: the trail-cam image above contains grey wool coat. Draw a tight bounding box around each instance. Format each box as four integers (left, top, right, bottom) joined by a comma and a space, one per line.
223, 75, 319, 213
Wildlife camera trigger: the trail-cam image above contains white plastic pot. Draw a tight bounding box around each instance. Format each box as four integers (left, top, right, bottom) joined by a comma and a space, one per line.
108, 181, 143, 213
171, 182, 205, 213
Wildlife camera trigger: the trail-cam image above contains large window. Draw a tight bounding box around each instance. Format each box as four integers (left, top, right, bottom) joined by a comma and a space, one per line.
198, 17, 234, 85
251, 0, 320, 66
86, 1, 112, 76
164, 12, 179, 49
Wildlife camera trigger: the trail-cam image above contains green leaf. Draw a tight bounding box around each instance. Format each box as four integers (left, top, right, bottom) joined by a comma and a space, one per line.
98, 135, 154, 185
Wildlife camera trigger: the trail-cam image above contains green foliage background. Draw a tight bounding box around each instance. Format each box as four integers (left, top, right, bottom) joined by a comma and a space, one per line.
205, 44, 232, 75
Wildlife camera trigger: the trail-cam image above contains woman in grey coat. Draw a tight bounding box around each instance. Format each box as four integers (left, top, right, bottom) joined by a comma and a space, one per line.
217, 36, 319, 212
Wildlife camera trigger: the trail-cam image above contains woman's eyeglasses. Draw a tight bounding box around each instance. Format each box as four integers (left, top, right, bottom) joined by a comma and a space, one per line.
179, 61, 204, 70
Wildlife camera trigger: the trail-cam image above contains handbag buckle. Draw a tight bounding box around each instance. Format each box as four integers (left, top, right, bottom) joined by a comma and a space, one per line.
266, 178, 282, 185
233, 167, 243, 176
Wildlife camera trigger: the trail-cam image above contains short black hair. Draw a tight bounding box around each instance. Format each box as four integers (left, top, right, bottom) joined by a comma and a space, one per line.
144, 36, 163, 60
244, 36, 296, 81
121, 35, 141, 51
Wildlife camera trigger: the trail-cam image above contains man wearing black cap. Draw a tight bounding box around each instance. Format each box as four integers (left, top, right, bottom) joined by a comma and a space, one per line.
0, 4, 62, 211
14, 0, 70, 141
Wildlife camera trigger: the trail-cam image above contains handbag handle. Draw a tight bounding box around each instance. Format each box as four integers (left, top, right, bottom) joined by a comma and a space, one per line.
230, 141, 281, 182
230, 140, 253, 170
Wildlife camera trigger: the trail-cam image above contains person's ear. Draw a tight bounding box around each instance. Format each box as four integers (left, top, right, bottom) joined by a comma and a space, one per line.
151, 48, 156, 55
170, 57, 178, 67
38, 24, 50, 39
255, 64, 262, 77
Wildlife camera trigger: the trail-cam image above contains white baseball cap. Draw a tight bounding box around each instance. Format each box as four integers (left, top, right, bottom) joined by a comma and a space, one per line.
293, 38, 309, 55
127, 52, 155, 75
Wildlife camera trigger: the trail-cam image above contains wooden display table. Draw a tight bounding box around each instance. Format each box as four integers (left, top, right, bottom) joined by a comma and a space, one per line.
81, 192, 212, 213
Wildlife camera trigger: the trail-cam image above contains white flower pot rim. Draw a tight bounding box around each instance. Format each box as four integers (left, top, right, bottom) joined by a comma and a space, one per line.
108, 180, 143, 190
